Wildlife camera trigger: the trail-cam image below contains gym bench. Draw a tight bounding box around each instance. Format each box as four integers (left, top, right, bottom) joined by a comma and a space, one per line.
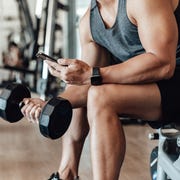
149, 122, 180, 180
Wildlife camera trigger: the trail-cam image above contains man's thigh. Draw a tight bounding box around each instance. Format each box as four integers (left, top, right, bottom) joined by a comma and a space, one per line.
101, 83, 162, 121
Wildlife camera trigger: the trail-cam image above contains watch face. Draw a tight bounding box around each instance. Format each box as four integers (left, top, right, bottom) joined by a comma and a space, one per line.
91, 76, 102, 85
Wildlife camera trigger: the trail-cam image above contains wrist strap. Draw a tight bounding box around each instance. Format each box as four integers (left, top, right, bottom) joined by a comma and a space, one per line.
92, 67, 101, 76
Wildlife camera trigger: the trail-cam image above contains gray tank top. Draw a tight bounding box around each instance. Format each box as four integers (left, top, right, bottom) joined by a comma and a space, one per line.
90, 0, 180, 64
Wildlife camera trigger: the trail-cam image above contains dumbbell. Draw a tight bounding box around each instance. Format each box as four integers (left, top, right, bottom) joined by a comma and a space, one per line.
0, 83, 72, 139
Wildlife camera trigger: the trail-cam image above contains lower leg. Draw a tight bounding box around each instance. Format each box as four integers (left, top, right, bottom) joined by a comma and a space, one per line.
58, 108, 89, 179
89, 110, 125, 180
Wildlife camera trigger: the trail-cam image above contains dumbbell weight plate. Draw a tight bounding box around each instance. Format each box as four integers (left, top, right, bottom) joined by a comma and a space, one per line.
39, 97, 72, 139
0, 83, 31, 122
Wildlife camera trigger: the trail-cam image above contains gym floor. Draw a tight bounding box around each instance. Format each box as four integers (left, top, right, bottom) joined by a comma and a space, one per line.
0, 91, 157, 180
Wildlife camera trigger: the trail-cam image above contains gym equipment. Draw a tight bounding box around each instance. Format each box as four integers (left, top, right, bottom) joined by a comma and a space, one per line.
0, 83, 72, 139
10, 0, 41, 61
1, 0, 43, 91
149, 123, 180, 180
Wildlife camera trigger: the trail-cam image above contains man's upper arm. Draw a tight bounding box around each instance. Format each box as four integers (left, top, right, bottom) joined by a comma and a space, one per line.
78, 8, 111, 67
130, 0, 178, 67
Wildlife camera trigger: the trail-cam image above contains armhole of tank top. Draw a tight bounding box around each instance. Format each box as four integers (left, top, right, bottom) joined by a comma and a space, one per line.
125, 0, 138, 28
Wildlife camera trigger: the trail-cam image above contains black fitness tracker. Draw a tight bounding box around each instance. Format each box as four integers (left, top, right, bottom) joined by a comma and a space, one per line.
91, 67, 102, 85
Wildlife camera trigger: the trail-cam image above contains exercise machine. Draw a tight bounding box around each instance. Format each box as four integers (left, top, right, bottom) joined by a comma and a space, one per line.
149, 122, 180, 180
1, 0, 43, 90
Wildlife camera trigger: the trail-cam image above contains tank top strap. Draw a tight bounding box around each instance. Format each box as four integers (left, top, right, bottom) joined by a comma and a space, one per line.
90, 0, 97, 10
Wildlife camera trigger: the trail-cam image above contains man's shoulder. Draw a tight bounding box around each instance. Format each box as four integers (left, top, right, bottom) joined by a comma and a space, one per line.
79, 7, 94, 44
79, 7, 91, 30
127, 0, 173, 25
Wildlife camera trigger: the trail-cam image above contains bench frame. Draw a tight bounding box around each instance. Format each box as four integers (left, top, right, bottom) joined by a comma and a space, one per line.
150, 124, 180, 180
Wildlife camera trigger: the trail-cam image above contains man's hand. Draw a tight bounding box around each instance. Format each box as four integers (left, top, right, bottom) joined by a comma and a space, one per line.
21, 98, 46, 124
45, 58, 92, 85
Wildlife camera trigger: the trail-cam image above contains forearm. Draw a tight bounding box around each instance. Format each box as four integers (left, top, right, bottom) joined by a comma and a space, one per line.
101, 52, 175, 84
58, 85, 90, 108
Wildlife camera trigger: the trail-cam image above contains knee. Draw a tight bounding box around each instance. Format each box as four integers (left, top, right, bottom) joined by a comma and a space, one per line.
87, 85, 108, 111
87, 86, 113, 125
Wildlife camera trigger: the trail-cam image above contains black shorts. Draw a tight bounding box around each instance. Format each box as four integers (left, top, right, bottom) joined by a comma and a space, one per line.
150, 66, 180, 128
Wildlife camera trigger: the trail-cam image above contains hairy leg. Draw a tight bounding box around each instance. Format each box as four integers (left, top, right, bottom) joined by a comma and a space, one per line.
87, 83, 162, 180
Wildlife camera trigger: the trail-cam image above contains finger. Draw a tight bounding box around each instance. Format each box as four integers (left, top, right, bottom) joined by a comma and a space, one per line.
45, 59, 57, 66
35, 107, 41, 124
29, 104, 41, 123
48, 65, 62, 78
58, 58, 71, 66
21, 102, 32, 117
45, 60, 63, 72
22, 102, 36, 122
22, 98, 30, 105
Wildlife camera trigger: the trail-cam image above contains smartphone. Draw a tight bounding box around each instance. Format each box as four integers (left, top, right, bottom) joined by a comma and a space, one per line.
36, 52, 57, 62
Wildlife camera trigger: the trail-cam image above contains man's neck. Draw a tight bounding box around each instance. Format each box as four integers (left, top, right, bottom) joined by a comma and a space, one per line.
96, 0, 119, 29
97, 0, 116, 7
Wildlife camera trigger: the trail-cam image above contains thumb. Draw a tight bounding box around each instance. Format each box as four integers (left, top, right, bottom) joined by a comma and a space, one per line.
57, 58, 71, 66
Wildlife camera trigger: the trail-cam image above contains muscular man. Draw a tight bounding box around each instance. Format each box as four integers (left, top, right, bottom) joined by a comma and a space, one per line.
21, 0, 180, 179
